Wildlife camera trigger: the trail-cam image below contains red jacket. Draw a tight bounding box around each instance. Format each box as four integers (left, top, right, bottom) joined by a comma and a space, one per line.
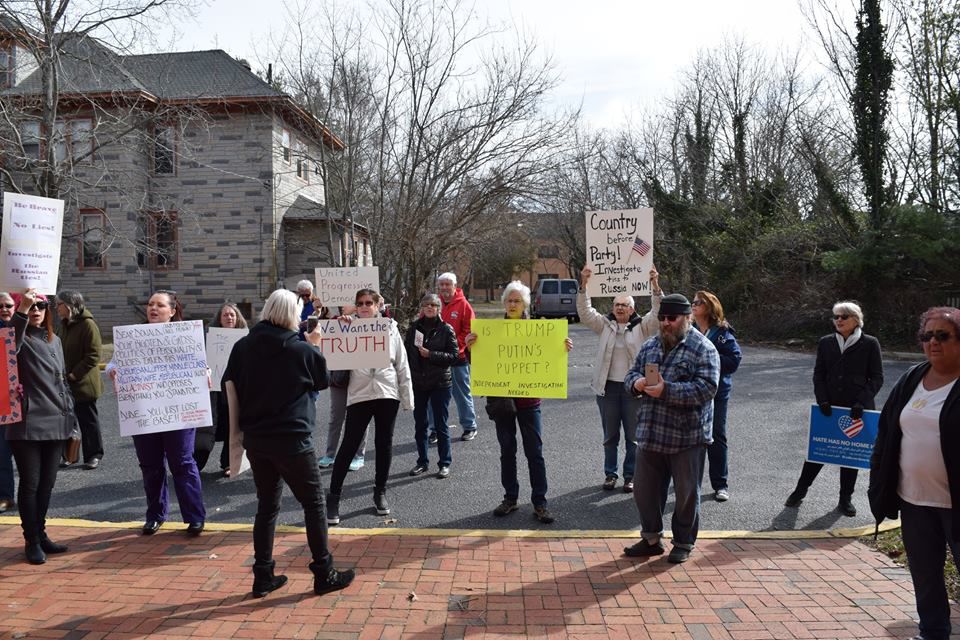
440, 288, 474, 363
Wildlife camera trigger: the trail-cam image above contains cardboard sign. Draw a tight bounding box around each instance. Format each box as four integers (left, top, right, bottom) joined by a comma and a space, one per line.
0, 327, 22, 424
806, 404, 880, 470
314, 266, 379, 307
206, 327, 248, 392
0, 192, 64, 293
470, 319, 568, 399
584, 208, 654, 298
113, 320, 213, 436
314, 317, 391, 369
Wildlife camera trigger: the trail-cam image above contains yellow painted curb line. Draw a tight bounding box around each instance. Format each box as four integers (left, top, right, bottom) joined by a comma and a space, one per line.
0, 515, 901, 540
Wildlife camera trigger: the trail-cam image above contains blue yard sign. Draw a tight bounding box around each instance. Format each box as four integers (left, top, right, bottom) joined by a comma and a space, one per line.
806, 404, 881, 470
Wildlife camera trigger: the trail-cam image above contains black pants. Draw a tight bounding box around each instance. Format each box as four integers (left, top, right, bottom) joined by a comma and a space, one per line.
796, 460, 858, 498
246, 446, 332, 568
329, 399, 399, 495
193, 426, 216, 471
9, 439, 64, 543
75, 400, 104, 463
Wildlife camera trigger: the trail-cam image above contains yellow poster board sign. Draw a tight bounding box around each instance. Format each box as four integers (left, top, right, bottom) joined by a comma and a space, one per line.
470, 319, 568, 399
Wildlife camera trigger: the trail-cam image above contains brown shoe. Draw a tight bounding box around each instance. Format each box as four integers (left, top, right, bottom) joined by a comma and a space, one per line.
0, 498, 13, 513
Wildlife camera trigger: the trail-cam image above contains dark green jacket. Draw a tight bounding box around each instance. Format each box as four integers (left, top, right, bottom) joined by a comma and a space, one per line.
57, 308, 103, 402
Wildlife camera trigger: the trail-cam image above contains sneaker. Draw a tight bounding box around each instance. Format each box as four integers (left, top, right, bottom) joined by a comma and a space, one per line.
409, 464, 428, 476
461, 430, 477, 441
784, 487, 806, 508
428, 433, 438, 445
602, 475, 617, 490
623, 539, 665, 557
313, 566, 356, 596
374, 489, 390, 516
318, 456, 334, 468
533, 506, 554, 524
493, 499, 519, 517
84, 458, 100, 470
436, 466, 450, 479
838, 496, 857, 517
715, 488, 729, 502
622, 479, 634, 493
348, 456, 364, 472
668, 546, 692, 563
326, 493, 341, 525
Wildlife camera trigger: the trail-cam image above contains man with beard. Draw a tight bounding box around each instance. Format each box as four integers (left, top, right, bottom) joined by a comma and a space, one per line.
622, 294, 719, 564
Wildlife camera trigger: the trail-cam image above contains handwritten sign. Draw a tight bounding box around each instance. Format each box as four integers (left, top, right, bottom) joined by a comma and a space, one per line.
584, 208, 654, 298
0, 192, 64, 293
0, 327, 22, 424
206, 327, 248, 392
113, 320, 212, 436
470, 319, 568, 399
315, 317, 391, 369
806, 404, 880, 470
315, 266, 379, 307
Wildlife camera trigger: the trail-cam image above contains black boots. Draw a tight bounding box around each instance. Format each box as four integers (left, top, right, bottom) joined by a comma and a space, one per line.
838, 495, 857, 517
39, 533, 67, 554
310, 560, 355, 596
251, 561, 288, 598
24, 542, 46, 565
784, 486, 807, 507
326, 492, 341, 525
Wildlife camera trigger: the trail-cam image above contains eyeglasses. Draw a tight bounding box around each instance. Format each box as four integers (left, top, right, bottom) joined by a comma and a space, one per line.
357, 300, 377, 307
833, 314, 850, 321
299, 292, 312, 299
613, 303, 632, 308
920, 330, 954, 343
658, 314, 681, 322
0, 303, 13, 309
30, 301, 49, 311
422, 303, 439, 308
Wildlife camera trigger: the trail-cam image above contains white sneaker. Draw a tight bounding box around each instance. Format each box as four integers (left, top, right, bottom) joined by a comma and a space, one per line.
715, 489, 730, 502
317, 456, 334, 468
348, 457, 364, 472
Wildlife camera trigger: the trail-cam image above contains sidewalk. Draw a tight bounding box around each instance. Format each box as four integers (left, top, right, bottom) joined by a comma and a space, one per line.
0, 518, 950, 639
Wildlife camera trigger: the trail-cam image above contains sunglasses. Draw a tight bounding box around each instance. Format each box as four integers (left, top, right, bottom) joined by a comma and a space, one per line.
0, 303, 13, 309
691, 300, 705, 306
920, 330, 954, 343
30, 301, 49, 311
613, 302, 632, 308
833, 314, 850, 321
357, 300, 377, 307
658, 314, 681, 322
421, 303, 439, 308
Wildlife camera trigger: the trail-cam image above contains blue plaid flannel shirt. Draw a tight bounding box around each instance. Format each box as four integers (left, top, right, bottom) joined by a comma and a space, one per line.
624, 328, 720, 454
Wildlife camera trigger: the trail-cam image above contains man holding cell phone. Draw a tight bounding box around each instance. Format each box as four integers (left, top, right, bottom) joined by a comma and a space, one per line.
622, 294, 720, 564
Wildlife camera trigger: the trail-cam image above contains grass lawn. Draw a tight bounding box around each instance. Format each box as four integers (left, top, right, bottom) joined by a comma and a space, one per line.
861, 527, 960, 602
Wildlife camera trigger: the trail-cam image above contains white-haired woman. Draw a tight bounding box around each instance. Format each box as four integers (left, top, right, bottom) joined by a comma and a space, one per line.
785, 301, 884, 516
223, 288, 354, 598
466, 281, 573, 524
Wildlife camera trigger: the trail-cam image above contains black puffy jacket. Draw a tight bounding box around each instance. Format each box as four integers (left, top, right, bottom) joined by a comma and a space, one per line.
404, 317, 458, 392
813, 332, 884, 409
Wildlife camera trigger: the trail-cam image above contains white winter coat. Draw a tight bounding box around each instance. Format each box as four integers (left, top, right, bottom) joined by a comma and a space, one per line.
577, 292, 661, 396
346, 319, 414, 410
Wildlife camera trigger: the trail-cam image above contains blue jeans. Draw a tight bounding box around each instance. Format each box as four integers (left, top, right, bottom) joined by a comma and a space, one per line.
494, 406, 547, 507
451, 364, 477, 432
0, 427, 14, 501
414, 387, 452, 468
901, 500, 960, 640
597, 381, 638, 479
705, 396, 729, 491
634, 445, 704, 549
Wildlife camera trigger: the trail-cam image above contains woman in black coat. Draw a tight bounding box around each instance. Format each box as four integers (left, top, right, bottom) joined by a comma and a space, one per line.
785, 301, 883, 516
405, 293, 459, 478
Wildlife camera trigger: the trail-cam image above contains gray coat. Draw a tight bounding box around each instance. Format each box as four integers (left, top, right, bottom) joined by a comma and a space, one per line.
4, 312, 75, 441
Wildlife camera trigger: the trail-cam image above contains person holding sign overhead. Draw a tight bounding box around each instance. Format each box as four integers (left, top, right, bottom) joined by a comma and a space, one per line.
326, 288, 413, 525
784, 301, 883, 517
5, 289, 75, 564
465, 281, 573, 525
869, 307, 960, 640
108, 290, 206, 536
577, 266, 662, 492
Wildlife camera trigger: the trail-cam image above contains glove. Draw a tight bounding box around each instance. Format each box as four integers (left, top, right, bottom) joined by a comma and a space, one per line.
850, 404, 864, 420
819, 402, 832, 417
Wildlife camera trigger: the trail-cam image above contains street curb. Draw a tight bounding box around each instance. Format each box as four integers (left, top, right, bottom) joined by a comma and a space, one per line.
0, 516, 901, 540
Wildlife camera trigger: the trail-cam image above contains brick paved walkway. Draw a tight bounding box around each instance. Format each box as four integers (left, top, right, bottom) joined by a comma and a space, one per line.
0, 519, 952, 639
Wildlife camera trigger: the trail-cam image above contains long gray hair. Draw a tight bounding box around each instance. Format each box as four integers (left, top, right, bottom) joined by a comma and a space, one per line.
55, 290, 86, 322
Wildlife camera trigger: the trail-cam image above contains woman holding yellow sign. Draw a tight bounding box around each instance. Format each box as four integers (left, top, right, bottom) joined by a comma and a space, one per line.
465, 281, 573, 524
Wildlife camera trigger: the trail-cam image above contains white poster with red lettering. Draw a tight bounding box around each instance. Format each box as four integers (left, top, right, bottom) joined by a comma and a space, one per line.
0, 193, 64, 293
315, 318, 391, 369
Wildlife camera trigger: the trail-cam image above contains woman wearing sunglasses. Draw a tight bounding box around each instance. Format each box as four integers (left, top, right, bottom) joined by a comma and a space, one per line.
869, 307, 960, 640
326, 289, 413, 525
0, 291, 16, 514
785, 301, 883, 516
4, 289, 75, 564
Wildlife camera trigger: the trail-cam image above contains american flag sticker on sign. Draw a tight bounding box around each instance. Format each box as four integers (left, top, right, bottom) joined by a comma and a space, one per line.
837, 415, 864, 439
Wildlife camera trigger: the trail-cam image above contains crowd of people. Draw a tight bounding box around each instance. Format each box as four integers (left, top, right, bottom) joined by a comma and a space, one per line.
0, 274, 957, 640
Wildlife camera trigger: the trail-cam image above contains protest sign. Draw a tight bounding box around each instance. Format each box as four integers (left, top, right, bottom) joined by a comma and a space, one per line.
206, 327, 249, 392
0, 192, 64, 293
470, 319, 568, 399
315, 317, 391, 369
584, 208, 654, 298
0, 327, 22, 424
113, 320, 212, 436
806, 404, 880, 470
315, 266, 379, 307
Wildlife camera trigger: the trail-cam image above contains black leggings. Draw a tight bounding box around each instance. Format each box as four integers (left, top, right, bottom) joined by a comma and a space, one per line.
329, 399, 399, 495
797, 461, 858, 498
9, 439, 64, 543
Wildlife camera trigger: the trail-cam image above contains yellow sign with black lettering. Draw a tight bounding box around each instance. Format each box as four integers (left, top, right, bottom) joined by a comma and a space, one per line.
470, 319, 568, 399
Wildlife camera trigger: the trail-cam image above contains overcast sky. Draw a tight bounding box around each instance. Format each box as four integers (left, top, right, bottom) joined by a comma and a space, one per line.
166, 0, 813, 129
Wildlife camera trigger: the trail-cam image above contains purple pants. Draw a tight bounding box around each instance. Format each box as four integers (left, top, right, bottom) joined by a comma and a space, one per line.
132, 429, 206, 523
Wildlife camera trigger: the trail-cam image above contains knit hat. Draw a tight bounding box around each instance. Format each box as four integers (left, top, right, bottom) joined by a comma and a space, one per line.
660, 293, 692, 316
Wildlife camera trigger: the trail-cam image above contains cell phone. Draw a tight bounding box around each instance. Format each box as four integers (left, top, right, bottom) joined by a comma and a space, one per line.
644, 363, 660, 385
307, 316, 319, 332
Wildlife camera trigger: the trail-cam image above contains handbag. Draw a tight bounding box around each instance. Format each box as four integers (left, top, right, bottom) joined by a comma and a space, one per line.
484, 396, 517, 420
64, 435, 82, 464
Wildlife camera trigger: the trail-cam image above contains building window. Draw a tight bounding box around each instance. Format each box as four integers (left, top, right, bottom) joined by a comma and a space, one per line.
153, 125, 176, 174
296, 141, 309, 181
0, 46, 14, 89
314, 160, 322, 178
537, 245, 560, 259
21, 121, 40, 159
137, 211, 178, 269
79, 209, 106, 269
68, 119, 93, 161
281, 129, 290, 163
